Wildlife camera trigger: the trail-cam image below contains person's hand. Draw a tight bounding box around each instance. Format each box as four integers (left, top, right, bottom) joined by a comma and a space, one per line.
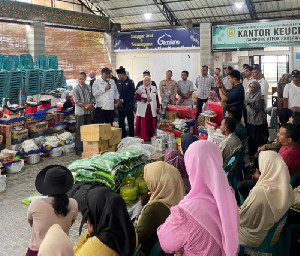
115, 99, 120, 107
180, 99, 184, 103
216, 78, 221, 88
86, 103, 94, 110
258, 145, 265, 152
147, 97, 152, 102
175, 248, 184, 256
105, 83, 111, 91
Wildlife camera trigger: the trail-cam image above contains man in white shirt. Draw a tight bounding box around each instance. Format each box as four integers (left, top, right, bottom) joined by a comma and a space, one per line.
252, 66, 269, 110
283, 70, 300, 112
222, 66, 234, 91
242, 65, 255, 123
177, 70, 194, 107
92, 68, 120, 125
195, 65, 215, 119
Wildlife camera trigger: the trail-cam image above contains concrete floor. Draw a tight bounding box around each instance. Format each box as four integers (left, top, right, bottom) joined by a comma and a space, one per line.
0, 152, 82, 256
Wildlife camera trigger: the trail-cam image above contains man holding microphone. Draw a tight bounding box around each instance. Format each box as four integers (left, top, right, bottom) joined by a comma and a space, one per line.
92, 67, 119, 125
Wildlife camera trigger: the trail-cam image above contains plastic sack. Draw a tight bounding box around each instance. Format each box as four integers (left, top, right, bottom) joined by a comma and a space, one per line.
33, 136, 46, 148
44, 136, 61, 148
0, 175, 6, 193
0, 149, 18, 158
124, 144, 155, 160
57, 132, 73, 143
117, 137, 144, 151
5, 159, 24, 174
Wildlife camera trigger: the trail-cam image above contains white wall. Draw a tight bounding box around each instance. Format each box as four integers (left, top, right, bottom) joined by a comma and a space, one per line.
115, 49, 200, 87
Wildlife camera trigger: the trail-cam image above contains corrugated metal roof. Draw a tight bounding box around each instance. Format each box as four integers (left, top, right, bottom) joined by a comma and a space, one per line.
86, 0, 300, 31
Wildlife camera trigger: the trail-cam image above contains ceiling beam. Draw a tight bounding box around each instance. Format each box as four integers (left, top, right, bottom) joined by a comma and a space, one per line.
245, 0, 258, 20
152, 0, 180, 26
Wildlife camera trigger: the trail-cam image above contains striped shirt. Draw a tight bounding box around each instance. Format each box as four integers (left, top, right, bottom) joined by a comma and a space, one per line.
73, 83, 94, 115
195, 75, 215, 99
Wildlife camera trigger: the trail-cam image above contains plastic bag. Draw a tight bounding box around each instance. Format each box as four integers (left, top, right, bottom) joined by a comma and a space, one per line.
0, 149, 18, 158
22, 139, 39, 153
44, 136, 61, 148
117, 137, 144, 150
57, 132, 73, 143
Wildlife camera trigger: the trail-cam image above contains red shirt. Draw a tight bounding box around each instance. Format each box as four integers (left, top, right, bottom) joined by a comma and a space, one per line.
279, 144, 300, 187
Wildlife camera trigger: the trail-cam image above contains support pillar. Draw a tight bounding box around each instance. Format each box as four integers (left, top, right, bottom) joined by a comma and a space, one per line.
104, 32, 116, 72
26, 22, 45, 60
200, 23, 214, 75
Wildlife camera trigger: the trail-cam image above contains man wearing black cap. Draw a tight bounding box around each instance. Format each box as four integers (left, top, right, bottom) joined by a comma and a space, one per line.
109, 69, 118, 85
136, 70, 157, 90
283, 70, 300, 112
92, 68, 120, 125
116, 66, 135, 138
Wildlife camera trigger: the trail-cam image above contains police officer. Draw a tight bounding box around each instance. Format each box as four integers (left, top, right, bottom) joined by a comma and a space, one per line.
116, 66, 135, 138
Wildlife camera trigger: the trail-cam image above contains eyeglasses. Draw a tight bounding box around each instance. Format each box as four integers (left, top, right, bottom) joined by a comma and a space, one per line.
249, 86, 255, 89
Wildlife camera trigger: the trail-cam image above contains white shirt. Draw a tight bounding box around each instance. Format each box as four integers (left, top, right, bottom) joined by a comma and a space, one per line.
136, 85, 158, 118
283, 81, 300, 108
256, 78, 269, 110
223, 76, 233, 90
92, 76, 119, 110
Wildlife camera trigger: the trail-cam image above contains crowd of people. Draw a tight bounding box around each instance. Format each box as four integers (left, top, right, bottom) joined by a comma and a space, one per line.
25, 64, 300, 255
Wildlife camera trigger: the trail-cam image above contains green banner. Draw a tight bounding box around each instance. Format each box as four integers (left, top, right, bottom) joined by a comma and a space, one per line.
0, 0, 109, 31
212, 20, 300, 49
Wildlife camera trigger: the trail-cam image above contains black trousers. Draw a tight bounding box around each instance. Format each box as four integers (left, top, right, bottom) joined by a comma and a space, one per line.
196, 98, 207, 120
95, 107, 114, 125
242, 105, 248, 125
118, 110, 134, 138
75, 114, 92, 153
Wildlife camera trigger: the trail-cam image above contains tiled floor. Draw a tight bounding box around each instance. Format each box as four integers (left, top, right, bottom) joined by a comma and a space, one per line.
0, 152, 82, 256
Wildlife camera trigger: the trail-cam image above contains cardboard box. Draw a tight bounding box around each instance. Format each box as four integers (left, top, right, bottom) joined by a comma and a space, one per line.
83, 140, 108, 154
165, 111, 178, 121
28, 121, 48, 138
12, 129, 28, 145
109, 127, 122, 146
55, 113, 64, 123
81, 124, 111, 141
0, 125, 12, 149
107, 145, 117, 152
47, 118, 56, 128
82, 152, 98, 159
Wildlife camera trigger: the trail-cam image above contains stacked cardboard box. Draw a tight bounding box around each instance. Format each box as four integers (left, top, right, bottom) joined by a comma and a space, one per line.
12, 129, 28, 145
0, 125, 12, 149
81, 124, 122, 159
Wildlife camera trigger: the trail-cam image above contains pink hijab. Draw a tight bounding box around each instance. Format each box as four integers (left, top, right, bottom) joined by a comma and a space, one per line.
180, 140, 239, 256
209, 90, 220, 102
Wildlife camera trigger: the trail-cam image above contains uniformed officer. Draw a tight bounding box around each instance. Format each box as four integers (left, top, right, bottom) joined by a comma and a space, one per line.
116, 66, 135, 138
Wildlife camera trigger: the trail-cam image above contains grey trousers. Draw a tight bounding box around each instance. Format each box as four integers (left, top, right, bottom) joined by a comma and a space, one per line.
75, 114, 92, 152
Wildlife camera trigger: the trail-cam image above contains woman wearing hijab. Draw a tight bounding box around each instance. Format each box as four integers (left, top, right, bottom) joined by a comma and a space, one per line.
203, 90, 221, 111
239, 151, 294, 247
135, 76, 160, 140
74, 186, 137, 256
26, 165, 78, 256
157, 141, 240, 255
38, 224, 74, 256
164, 148, 191, 194
88, 71, 96, 87
180, 134, 198, 154
245, 81, 269, 156
135, 161, 185, 255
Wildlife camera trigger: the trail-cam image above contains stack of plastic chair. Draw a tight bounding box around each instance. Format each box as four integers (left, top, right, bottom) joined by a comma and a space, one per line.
54, 69, 64, 89
20, 53, 40, 98
40, 68, 55, 93
7, 69, 22, 104
35, 55, 48, 69
11, 55, 20, 69
0, 54, 3, 70
0, 70, 7, 101
2, 55, 16, 70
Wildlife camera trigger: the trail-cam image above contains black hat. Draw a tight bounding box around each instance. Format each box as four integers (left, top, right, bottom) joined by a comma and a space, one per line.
291, 70, 300, 77
35, 165, 74, 195
101, 68, 110, 74
116, 66, 126, 74
143, 70, 150, 75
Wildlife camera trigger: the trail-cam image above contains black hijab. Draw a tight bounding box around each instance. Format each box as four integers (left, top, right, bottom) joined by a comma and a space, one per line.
84, 187, 136, 256
181, 134, 198, 154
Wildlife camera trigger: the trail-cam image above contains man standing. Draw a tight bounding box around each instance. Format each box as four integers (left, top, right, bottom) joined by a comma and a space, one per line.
283, 70, 300, 112
177, 70, 194, 107
252, 66, 269, 110
136, 70, 157, 90
214, 68, 223, 86
73, 72, 94, 156
159, 70, 178, 105
222, 66, 234, 91
217, 70, 245, 122
242, 65, 254, 124
195, 65, 215, 119
92, 68, 119, 125
109, 70, 118, 85
116, 67, 135, 138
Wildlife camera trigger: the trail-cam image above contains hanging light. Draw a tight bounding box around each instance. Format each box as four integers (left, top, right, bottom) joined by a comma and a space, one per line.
144, 0, 152, 20
234, 2, 245, 9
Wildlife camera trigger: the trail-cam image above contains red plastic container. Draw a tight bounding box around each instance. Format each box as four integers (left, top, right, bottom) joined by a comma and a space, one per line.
25, 106, 38, 113
39, 103, 51, 110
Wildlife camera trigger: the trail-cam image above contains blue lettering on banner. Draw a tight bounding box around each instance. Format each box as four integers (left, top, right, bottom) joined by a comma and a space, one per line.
114, 28, 200, 50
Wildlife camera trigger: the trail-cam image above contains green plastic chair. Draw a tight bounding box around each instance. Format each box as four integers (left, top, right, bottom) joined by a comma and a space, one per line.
133, 244, 141, 256
281, 171, 300, 255
150, 241, 172, 256
240, 212, 288, 255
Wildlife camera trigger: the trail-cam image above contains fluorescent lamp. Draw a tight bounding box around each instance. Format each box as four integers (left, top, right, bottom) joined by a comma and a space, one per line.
235, 2, 244, 9
144, 12, 152, 20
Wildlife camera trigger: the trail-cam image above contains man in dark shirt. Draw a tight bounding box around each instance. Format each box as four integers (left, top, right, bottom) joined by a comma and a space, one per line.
217, 70, 244, 122
116, 67, 135, 138
136, 70, 157, 90
109, 69, 118, 85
